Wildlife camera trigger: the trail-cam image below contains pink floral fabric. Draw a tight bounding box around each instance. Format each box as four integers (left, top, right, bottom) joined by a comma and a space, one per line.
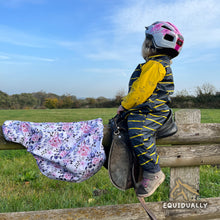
3, 118, 105, 183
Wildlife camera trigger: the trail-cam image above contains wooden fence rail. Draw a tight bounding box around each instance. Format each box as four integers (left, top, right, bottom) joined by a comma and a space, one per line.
0, 197, 220, 220
0, 109, 220, 220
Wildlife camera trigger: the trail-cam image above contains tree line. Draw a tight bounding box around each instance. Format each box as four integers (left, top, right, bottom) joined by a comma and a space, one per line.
0, 83, 219, 109
0, 90, 123, 109
170, 83, 220, 109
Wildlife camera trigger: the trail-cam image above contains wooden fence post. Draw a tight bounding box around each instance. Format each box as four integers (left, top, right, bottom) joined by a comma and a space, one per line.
169, 109, 201, 201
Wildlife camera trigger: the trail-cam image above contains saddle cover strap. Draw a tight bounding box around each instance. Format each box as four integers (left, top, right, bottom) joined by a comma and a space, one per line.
137, 197, 157, 220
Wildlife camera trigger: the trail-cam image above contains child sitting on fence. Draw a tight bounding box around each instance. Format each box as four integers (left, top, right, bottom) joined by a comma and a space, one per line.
117, 21, 184, 197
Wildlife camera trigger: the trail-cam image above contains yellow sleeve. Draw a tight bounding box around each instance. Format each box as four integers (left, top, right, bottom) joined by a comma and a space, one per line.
121, 60, 166, 110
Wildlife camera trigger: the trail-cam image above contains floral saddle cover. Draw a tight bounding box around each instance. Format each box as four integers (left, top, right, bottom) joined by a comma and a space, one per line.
2, 118, 106, 183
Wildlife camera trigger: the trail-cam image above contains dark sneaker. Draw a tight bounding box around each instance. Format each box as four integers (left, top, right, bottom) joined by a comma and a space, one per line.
136, 170, 165, 197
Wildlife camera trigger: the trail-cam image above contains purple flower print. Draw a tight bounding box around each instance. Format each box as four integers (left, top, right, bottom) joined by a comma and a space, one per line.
78, 145, 90, 157
60, 150, 68, 158
21, 122, 30, 133
31, 133, 42, 142
49, 133, 62, 148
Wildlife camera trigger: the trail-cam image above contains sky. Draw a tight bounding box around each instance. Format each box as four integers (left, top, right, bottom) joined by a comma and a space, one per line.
0, 0, 220, 98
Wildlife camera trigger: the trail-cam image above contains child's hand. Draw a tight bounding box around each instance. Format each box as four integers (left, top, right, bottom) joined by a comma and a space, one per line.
117, 105, 125, 115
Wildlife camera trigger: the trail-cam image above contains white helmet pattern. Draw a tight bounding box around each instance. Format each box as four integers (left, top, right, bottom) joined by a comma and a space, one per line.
145, 21, 184, 58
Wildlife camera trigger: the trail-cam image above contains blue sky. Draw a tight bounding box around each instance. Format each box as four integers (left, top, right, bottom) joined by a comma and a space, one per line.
0, 0, 219, 98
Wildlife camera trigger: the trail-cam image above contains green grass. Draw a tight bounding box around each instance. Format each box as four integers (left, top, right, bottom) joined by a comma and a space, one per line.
200, 109, 220, 123
0, 108, 219, 213
0, 108, 116, 124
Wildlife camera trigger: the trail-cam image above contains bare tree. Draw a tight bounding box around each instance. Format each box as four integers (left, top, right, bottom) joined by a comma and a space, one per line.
115, 89, 125, 105
195, 83, 216, 96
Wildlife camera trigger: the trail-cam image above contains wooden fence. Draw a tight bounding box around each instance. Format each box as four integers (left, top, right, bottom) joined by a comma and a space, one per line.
0, 109, 219, 219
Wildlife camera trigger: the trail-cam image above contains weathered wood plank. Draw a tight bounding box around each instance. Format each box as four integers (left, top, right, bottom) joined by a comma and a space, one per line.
0, 197, 219, 220
158, 144, 220, 167
157, 123, 220, 145
0, 202, 165, 220
175, 109, 201, 124
170, 109, 200, 201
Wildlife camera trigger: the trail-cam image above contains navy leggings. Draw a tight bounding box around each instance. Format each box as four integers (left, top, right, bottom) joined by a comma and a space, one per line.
127, 110, 170, 173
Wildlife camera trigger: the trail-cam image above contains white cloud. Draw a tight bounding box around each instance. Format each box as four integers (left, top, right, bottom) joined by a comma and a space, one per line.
112, 0, 220, 48
81, 0, 220, 65
56, 41, 82, 51
27, 56, 55, 62
0, 55, 10, 60
0, 25, 79, 51
0, 25, 48, 48
0, 52, 55, 63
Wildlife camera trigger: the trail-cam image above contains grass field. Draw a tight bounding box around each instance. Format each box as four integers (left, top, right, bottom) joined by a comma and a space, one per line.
0, 108, 219, 213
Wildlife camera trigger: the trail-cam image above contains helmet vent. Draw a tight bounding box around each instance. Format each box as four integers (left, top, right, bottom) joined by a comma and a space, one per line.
177, 39, 183, 46
164, 34, 174, 42
162, 25, 172, 31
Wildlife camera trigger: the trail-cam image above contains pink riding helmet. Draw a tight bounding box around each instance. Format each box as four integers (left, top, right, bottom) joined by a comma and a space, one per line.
145, 21, 184, 58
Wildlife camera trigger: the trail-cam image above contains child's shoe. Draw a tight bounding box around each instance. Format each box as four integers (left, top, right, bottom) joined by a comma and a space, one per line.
136, 170, 165, 197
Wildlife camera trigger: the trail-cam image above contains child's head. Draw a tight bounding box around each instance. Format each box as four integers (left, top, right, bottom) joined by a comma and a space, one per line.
142, 35, 157, 60
142, 21, 184, 60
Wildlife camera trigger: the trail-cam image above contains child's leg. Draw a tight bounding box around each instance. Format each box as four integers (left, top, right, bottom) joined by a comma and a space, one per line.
127, 110, 169, 197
